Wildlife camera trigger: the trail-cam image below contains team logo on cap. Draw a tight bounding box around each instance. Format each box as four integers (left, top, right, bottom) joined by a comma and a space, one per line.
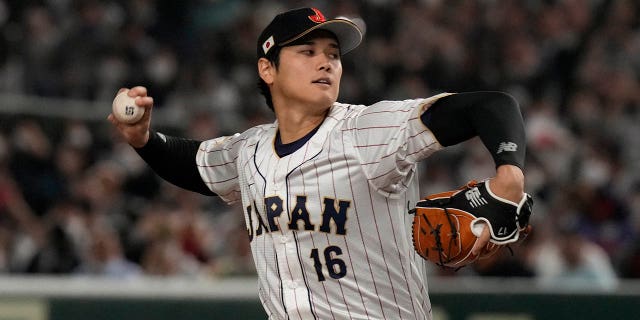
308, 8, 326, 23
262, 35, 275, 55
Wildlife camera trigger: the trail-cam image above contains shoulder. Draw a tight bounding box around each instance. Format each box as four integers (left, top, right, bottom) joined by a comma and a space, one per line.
242, 123, 275, 136
331, 98, 434, 123
332, 94, 454, 129
333, 100, 425, 117
234, 123, 276, 145
201, 123, 275, 150
343, 93, 454, 116
330, 102, 365, 115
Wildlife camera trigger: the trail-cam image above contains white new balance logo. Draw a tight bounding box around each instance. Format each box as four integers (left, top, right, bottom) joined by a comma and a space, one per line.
465, 187, 488, 208
497, 142, 518, 154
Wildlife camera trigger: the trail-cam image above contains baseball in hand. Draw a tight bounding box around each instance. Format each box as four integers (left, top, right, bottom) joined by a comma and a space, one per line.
112, 90, 145, 124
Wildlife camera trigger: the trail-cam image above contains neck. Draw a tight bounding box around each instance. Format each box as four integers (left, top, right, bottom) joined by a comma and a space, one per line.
275, 106, 329, 144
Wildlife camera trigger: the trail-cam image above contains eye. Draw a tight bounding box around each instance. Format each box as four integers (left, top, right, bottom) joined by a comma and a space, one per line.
327, 46, 341, 59
301, 49, 314, 56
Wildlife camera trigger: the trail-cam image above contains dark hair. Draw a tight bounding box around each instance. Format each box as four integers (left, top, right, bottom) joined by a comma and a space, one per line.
257, 46, 282, 112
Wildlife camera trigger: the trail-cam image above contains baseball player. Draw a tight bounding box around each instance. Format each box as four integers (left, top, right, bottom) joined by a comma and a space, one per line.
108, 7, 528, 320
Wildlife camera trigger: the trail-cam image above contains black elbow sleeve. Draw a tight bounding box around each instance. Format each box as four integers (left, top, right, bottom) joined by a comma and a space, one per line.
472, 93, 526, 169
422, 92, 526, 170
135, 131, 216, 196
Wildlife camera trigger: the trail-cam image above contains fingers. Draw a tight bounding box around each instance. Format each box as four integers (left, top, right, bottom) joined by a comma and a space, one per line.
107, 113, 119, 126
516, 225, 533, 244
113, 87, 154, 115
128, 86, 148, 97
471, 223, 491, 256
119, 86, 148, 97
136, 96, 154, 109
118, 86, 153, 109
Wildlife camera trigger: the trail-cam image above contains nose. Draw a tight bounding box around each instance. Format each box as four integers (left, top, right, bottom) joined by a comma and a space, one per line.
318, 55, 332, 72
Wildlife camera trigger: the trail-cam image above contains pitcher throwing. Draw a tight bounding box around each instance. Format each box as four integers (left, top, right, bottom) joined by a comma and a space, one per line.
108, 7, 531, 320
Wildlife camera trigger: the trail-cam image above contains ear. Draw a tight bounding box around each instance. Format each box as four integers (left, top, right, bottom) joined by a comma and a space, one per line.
258, 58, 275, 84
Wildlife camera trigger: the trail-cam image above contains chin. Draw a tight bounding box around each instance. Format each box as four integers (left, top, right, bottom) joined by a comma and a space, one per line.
300, 87, 338, 109
319, 91, 339, 106
316, 97, 337, 109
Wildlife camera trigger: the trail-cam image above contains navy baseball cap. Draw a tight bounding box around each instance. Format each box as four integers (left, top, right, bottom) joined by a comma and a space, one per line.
257, 7, 363, 59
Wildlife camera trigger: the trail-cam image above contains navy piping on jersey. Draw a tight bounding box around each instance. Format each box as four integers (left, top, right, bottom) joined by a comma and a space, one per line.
274, 123, 322, 157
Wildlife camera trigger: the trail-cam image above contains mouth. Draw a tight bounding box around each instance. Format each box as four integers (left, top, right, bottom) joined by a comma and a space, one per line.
312, 78, 332, 86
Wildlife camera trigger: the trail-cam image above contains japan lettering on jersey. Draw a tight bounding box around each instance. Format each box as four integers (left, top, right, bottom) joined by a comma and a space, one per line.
196, 93, 452, 320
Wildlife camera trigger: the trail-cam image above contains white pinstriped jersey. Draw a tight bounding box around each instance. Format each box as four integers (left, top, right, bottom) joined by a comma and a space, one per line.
197, 93, 452, 320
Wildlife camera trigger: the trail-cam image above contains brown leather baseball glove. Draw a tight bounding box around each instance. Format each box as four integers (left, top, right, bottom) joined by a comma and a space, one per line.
409, 180, 533, 269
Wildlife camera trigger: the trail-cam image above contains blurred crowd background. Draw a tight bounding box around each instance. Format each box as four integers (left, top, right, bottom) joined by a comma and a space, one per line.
0, 0, 639, 290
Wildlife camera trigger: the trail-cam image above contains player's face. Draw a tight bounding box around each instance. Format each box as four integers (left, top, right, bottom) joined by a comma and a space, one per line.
270, 33, 342, 111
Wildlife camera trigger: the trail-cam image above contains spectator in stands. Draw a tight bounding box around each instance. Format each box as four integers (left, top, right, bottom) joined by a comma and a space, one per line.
527, 222, 619, 291
76, 223, 141, 279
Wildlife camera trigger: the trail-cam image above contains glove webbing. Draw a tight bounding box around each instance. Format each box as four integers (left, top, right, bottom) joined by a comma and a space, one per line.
419, 207, 459, 269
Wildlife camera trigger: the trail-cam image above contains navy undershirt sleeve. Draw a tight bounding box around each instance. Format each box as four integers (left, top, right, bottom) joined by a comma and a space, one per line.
421, 91, 526, 169
134, 131, 216, 196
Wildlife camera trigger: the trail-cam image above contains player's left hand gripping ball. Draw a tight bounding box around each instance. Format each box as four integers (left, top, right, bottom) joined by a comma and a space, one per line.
409, 180, 533, 269
112, 89, 145, 124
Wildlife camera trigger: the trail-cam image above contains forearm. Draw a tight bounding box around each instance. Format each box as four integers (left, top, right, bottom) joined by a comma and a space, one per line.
135, 131, 216, 196
491, 165, 524, 202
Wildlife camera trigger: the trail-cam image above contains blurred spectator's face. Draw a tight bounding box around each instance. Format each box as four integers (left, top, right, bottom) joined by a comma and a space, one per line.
561, 234, 583, 267
91, 232, 120, 263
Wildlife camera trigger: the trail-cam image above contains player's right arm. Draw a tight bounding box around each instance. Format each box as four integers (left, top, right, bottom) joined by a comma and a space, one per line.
107, 86, 215, 196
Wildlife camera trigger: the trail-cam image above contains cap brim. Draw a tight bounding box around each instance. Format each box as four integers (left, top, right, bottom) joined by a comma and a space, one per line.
281, 19, 363, 55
